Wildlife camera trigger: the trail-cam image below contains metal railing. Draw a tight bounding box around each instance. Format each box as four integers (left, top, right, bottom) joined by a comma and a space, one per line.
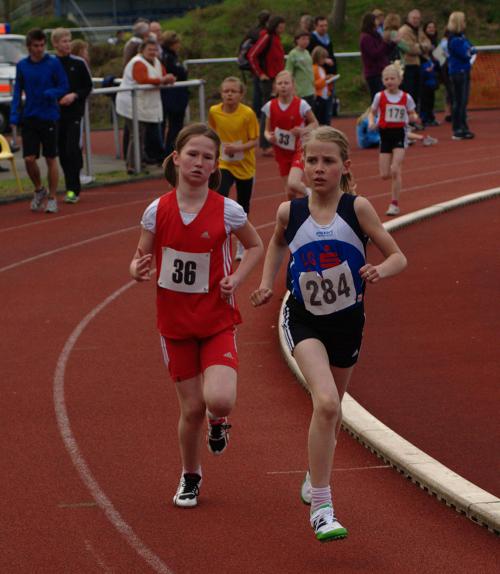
85, 79, 206, 176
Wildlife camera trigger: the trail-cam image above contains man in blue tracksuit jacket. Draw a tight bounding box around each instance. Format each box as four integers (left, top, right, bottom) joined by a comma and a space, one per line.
10, 28, 69, 213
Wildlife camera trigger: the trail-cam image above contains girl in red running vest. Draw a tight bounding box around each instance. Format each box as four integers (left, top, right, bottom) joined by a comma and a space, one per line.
129, 123, 263, 508
368, 64, 419, 216
262, 70, 318, 199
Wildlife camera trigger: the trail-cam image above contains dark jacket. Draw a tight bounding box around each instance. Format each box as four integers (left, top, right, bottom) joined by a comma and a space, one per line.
308, 32, 337, 74
10, 54, 69, 124
161, 48, 189, 113
57, 55, 93, 119
360, 31, 393, 78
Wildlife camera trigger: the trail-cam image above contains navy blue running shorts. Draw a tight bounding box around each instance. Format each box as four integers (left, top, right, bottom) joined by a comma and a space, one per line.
379, 127, 406, 153
282, 294, 365, 368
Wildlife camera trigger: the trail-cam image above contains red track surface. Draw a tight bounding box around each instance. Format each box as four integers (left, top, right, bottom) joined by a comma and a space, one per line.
1, 111, 499, 572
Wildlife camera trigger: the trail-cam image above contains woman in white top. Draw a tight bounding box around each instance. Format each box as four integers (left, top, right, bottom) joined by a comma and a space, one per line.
116, 38, 174, 173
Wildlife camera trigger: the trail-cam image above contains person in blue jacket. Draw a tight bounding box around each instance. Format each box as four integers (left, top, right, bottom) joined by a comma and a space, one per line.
356, 107, 381, 149
446, 12, 476, 140
10, 28, 69, 213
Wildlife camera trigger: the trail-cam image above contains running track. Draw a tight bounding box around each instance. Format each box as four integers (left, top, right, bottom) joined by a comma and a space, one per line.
1, 111, 499, 572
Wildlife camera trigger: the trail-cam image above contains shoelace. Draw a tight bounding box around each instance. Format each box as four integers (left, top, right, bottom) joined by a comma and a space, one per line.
180, 475, 201, 497
311, 506, 335, 530
209, 422, 232, 440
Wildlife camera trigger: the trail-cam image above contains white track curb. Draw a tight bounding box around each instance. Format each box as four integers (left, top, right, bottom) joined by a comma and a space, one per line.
278, 188, 500, 535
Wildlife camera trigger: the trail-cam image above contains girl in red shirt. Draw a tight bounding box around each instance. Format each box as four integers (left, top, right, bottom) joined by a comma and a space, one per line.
129, 123, 263, 508
368, 64, 419, 216
262, 70, 318, 199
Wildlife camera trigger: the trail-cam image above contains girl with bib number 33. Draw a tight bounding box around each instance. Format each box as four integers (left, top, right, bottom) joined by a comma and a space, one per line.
262, 70, 318, 199
129, 124, 263, 508
251, 126, 406, 542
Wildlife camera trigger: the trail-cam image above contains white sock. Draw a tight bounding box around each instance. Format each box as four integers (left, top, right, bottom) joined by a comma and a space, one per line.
311, 485, 332, 513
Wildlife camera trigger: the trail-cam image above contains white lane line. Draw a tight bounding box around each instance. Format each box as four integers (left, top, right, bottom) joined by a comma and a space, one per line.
266, 465, 391, 475
0, 226, 137, 274
84, 539, 113, 573
278, 188, 500, 534
4, 149, 497, 233
254, 151, 500, 186
0, 196, 156, 234
253, 168, 500, 204
54, 281, 173, 574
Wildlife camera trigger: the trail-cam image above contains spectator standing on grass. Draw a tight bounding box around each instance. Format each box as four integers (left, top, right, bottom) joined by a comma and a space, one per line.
298, 14, 314, 35
242, 10, 270, 122
311, 46, 334, 126
360, 12, 395, 101
372, 9, 385, 36
398, 10, 432, 111
70, 39, 90, 62
123, 20, 150, 68
52, 28, 93, 205
10, 28, 68, 214
420, 21, 440, 126
308, 16, 338, 123
286, 31, 315, 107
247, 15, 286, 156
447, 11, 476, 140
161, 31, 189, 155
116, 39, 175, 174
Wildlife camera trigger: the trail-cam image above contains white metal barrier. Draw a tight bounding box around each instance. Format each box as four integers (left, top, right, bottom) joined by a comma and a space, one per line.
86, 79, 206, 176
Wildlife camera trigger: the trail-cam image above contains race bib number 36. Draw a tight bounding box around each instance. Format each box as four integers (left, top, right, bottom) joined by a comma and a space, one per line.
274, 127, 296, 151
384, 104, 406, 123
299, 261, 356, 316
158, 247, 210, 293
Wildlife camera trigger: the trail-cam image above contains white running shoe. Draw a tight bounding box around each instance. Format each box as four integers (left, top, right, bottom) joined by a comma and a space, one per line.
45, 198, 59, 214
173, 473, 202, 508
235, 241, 244, 262
386, 203, 400, 216
423, 135, 438, 146
310, 503, 348, 542
301, 471, 312, 505
30, 187, 47, 212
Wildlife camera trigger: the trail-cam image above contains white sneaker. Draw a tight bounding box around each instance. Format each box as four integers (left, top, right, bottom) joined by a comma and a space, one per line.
30, 187, 47, 212
45, 198, 59, 214
423, 135, 438, 146
301, 471, 312, 505
310, 503, 348, 542
173, 473, 202, 508
385, 203, 400, 216
235, 241, 244, 262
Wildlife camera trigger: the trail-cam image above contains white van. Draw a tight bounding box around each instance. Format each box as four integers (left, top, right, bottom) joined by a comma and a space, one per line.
0, 34, 27, 132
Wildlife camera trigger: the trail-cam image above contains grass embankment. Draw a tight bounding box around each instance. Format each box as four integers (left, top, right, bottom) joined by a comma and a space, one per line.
160, 0, 499, 116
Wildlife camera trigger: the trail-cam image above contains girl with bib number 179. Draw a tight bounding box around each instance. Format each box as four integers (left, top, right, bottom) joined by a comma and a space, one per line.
129, 123, 263, 508
251, 126, 406, 542
262, 70, 318, 199
368, 64, 419, 216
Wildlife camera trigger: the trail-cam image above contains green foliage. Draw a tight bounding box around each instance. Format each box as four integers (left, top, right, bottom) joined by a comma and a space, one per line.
11, 16, 76, 36
153, 0, 499, 115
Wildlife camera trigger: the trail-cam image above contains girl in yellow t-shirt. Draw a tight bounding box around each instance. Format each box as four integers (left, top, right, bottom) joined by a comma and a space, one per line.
209, 77, 259, 259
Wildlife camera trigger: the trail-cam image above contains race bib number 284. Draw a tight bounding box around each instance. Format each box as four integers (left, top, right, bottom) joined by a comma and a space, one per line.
299, 261, 356, 316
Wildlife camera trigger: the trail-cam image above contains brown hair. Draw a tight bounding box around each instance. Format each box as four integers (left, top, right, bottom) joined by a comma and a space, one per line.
221, 76, 245, 94
163, 123, 222, 189
311, 46, 328, 65
70, 39, 88, 58
383, 13, 401, 31
302, 126, 356, 195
